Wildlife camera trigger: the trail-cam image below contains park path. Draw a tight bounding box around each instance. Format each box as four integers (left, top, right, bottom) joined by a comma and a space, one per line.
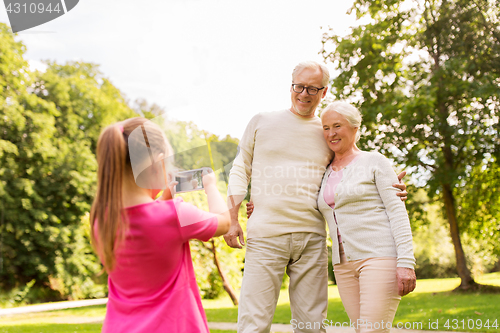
0, 299, 462, 333
0, 298, 108, 316
208, 322, 437, 333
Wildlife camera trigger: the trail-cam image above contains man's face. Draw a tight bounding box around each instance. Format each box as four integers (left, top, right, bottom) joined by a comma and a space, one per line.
290, 68, 328, 118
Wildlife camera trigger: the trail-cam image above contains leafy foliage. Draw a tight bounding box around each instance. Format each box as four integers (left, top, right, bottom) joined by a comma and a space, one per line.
0, 23, 134, 298
322, 0, 500, 288
0, 30, 242, 301
456, 161, 500, 255
168, 120, 244, 300
1, 23, 72, 289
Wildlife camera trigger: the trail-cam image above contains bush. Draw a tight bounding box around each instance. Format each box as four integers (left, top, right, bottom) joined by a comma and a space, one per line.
0, 214, 107, 305
412, 218, 458, 279
49, 214, 107, 300
412, 214, 498, 279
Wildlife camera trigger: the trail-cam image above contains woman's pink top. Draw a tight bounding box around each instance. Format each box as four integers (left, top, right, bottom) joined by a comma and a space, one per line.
322, 167, 343, 209
98, 198, 218, 333
323, 153, 362, 244
323, 167, 344, 243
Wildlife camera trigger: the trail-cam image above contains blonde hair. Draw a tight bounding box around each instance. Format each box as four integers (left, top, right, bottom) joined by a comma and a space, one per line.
322, 101, 363, 142
89, 117, 173, 271
292, 61, 330, 87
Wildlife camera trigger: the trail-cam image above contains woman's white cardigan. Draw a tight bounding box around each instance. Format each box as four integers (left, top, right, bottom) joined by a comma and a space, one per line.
317, 151, 415, 269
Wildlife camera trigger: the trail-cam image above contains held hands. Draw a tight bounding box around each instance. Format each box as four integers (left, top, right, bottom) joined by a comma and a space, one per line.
394, 171, 408, 201
397, 267, 416, 296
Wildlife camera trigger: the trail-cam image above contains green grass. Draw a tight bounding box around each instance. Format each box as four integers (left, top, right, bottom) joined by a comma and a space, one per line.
0, 325, 235, 333
204, 273, 500, 332
0, 305, 106, 325
0, 324, 102, 333
1, 273, 500, 333
392, 275, 500, 331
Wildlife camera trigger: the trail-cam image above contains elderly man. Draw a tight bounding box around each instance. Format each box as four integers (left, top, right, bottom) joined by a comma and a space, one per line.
224, 61, 406, 333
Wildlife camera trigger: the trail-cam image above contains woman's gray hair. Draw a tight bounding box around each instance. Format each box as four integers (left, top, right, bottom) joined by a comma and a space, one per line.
322, 101, 363, 142
292, 61, 330, 87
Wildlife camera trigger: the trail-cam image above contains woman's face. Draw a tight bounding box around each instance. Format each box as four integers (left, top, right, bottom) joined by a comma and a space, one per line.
322, 111, 358, 154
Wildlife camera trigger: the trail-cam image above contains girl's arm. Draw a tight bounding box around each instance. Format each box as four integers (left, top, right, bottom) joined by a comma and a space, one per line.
202, 169, 230, 237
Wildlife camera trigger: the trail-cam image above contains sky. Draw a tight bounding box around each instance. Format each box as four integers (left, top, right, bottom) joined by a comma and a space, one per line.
1, 0, 358, 139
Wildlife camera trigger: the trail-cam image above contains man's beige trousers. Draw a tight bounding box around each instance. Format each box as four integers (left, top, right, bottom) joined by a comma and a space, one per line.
237, 232, 328, 333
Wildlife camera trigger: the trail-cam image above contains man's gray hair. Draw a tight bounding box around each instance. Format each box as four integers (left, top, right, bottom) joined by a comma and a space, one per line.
292, 61, 330, 87
322, 101, 363, 142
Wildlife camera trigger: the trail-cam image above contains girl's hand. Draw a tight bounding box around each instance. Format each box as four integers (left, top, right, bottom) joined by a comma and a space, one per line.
159, 172, 178, 200
202, 168, 216, 189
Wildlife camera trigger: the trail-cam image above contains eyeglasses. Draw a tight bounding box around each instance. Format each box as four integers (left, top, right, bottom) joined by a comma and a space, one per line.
292, 84, 325, 96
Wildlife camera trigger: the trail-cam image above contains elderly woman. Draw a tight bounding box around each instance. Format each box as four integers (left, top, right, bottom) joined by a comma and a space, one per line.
318, 101, 416, 333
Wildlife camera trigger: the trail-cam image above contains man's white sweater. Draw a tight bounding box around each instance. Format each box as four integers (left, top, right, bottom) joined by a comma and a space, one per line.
228, 109, 333, 239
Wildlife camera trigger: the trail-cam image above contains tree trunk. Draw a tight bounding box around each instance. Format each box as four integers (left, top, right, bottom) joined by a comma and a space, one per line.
203, 240, 239, 305
433, 36, 478, 290
442, 183, 477, 290
493, 260, 500, 273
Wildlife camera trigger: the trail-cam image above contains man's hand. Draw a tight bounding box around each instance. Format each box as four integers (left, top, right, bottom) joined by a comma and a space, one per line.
224, 195, 246, 249
396, 267, 416, 296
394, 171, 408, 201
223, 222, 245, 249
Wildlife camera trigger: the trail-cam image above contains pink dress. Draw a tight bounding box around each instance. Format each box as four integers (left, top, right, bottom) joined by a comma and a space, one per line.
98, 198, 218, 333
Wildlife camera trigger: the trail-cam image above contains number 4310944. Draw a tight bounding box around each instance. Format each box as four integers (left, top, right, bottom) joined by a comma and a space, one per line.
444, 319, 498, 330
6, 2, 61, 14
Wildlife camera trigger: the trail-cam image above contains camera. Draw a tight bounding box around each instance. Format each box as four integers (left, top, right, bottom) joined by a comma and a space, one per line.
175, 168, 206, 193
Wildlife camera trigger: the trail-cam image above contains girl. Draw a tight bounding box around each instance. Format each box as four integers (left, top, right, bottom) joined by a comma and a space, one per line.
90, 117, 230, 332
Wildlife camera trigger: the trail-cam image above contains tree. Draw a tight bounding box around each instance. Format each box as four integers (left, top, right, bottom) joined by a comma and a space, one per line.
0, 23, 136, 298
164, 119, 242, 304
0, 22, 69, 291
322, 0, 500, 290
1, 23, 243, 301
132, 98, 166, 120
36, 61, 136, 152
33, 60, 136, 299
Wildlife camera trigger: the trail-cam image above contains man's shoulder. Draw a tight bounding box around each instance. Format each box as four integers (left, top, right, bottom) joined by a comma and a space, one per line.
253, 109, 323, 123
255, 109, 289, 119
247, 109, 290, 125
